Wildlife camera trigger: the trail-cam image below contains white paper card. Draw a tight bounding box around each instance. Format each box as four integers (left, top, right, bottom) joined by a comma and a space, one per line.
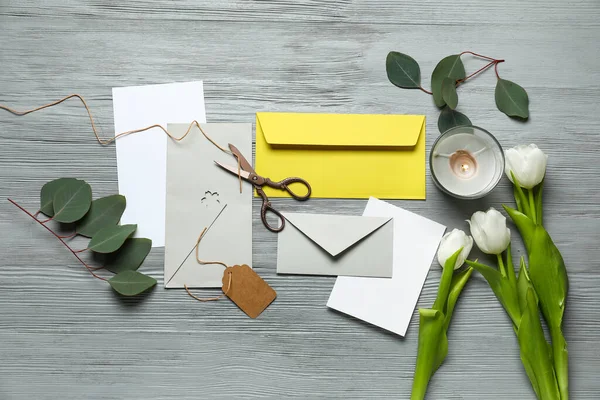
112, 81, 206, 247
327, 197, 446, 336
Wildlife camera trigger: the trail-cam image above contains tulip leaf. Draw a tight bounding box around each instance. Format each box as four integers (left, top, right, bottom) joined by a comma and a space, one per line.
108, 270, 157, 296
466, 260, 521, 328
40, 178, 79, 217
528, 225, 568, 328
411, 308, 448, 399
431, 54, 466, 107
441, 78, 458, 110
495, 78, 529, 119
443, 267, 473, 331
386, 52, 421, 89
52, 179, 92, 223
517, 288, 561, 399
437, 106, 472, 134
433, 248, 462, 312
510, 171, 532, 219
503, 205, 535, 252
517, 257, 536, 314
76, 195, 126, 237
88, 224, 137, 253
104, 238, 152, 274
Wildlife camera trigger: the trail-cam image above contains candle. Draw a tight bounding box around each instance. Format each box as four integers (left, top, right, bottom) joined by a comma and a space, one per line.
430, 126, 504, 199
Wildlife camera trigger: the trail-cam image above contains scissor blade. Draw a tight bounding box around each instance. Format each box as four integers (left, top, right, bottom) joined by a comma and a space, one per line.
228, 143, 255, 173
215, 161, 252, 180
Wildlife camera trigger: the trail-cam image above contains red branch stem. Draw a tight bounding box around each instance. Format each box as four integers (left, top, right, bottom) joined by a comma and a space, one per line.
7, 198, 107, 281
457, 59, 504, 85
495, 62, 501, 79
419, 86, 433, 95
459, 51, 500, 61
57, 232, 77, 239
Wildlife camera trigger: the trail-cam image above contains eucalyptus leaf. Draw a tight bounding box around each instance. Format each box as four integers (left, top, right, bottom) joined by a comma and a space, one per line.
52, 180, 92, 223
104, 238, 152, 274
441, 78, 458, 109
88, 224, 137, 253
40, 178, 78, 217
431, 54, 466, 107
76, 195, 126, 237
437, 106, 472, 134
495, 78, 529, 119
386, 52, 421, 89
108, 270, 157, 296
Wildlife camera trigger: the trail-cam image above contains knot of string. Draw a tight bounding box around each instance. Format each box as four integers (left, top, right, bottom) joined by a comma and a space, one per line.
0, 94, 243, 193
184, 227, 233, 302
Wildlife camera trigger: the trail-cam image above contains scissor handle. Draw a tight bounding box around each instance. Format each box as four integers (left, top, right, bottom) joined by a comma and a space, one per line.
257, 188, 286, 233
263, 177, 312, 201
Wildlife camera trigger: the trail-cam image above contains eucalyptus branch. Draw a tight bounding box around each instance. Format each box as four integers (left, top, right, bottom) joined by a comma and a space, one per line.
386, 49, 529, 133
8, 198, 107, 281
8, 177, 157, 297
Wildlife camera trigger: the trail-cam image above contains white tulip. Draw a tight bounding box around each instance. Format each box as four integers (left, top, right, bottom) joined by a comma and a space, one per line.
504, 144, 548, 189
437, 229, 473, 270
468, 208, 511, 255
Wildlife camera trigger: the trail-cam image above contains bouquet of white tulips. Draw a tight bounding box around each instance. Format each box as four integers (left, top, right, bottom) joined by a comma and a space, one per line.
466, 144, 568, 400
410, 144, 569, 399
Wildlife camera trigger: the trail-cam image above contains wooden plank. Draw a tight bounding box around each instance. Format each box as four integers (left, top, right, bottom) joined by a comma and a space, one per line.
1, 1, 600, 398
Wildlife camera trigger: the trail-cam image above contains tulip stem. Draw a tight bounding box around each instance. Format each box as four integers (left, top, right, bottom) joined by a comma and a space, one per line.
528, 189, 537, 224
497, 253, 506, 278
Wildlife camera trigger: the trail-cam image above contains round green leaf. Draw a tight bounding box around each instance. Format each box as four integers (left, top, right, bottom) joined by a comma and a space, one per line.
88, 224, 137, 253
495, 78, 529, 119
52, 180, 92, 223
40, 178, 79, 217
76, 195, 126, 237
104, 238, 152, 274
441, 78, 458, 110
431, 55, 466, 108
438, 106, 472, 134
386, 52, 421, 89
108, 270, 157, 296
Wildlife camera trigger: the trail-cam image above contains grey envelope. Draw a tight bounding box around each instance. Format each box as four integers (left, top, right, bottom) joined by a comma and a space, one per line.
277, 213, 393, 277
164, 123, 252, 288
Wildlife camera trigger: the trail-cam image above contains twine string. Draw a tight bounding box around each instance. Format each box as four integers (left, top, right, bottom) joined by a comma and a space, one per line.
0, 94, 243, 192
183, 227, 232, 302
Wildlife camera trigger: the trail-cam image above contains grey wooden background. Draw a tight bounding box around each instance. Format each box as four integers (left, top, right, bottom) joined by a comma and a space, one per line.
1, 1, 599, 399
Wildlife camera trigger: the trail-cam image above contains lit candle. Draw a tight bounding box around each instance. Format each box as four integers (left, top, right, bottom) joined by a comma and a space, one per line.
430, 126, 504, 199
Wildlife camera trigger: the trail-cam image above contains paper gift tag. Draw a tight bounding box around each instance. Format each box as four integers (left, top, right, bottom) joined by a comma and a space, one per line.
222, 265, 276, 318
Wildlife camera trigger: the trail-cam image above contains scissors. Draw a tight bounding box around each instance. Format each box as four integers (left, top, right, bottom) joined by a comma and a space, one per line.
215, 143, 311, 233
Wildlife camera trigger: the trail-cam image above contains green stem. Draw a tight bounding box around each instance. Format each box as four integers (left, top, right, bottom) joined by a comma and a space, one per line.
551, 325, 569, 400
528, 189, 537, 225
410, 364, 430, 400
497, 253, 506, 278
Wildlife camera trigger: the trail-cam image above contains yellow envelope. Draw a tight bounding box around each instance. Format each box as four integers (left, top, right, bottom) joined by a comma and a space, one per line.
255, 112, 426, 199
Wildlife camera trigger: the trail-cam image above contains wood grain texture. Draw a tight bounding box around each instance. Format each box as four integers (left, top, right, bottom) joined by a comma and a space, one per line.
1, 0, 600, 398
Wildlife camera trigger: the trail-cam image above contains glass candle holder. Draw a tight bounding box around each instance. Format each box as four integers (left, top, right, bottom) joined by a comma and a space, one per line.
430, 126, 504, 199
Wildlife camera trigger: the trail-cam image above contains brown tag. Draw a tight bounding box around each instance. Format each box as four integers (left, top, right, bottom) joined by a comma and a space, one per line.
222, 264, 276, 318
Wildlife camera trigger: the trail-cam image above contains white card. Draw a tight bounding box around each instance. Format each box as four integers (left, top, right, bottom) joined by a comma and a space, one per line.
112, 81, 206, 247
327, 197, 446, 336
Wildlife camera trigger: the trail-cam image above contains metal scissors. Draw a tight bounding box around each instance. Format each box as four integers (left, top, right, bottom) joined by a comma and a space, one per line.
215, 143, 311, 232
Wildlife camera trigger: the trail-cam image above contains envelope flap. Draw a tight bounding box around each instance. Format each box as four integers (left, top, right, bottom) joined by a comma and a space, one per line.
257, 112, 424, 147
283, 213, 392, 257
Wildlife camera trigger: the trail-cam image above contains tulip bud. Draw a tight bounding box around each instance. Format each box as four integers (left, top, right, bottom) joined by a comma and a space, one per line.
468, 208, 511, 255
505, 144, 548, 189
437, 229, 473, 270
